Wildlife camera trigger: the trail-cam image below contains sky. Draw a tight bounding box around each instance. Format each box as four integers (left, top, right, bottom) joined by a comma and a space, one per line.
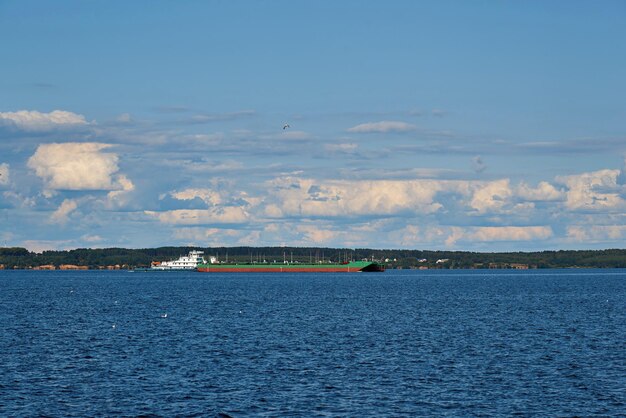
0, 0, 625, 252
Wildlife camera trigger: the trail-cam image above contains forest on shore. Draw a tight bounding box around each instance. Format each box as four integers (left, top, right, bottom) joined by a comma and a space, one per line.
1, 246, 625, 269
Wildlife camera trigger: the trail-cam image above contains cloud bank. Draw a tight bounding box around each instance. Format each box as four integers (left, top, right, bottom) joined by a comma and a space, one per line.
0, 110, 89, 131
347, 121, 416, 133
1, 105, 623, 251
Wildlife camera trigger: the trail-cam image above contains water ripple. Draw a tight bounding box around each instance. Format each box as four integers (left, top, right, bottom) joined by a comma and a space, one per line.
0, 269, 624, 416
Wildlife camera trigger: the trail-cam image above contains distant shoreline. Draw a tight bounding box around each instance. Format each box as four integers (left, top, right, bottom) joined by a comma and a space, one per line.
2, 266, 625, 271
1, 246, 625, 270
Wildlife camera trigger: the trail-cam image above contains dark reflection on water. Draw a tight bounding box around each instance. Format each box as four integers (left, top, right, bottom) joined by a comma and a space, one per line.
1, 269, 624, 416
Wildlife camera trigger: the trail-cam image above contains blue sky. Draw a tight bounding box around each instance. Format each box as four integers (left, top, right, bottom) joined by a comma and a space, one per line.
1, 0, 625, 252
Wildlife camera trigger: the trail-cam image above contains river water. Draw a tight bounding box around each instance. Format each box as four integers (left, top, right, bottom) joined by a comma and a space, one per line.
1, 269, 624, 416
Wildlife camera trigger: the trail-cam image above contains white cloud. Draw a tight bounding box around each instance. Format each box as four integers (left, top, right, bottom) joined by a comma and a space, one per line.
566, 225, 626, 242
471, 226, 553, 241
168, 187, 261, 210
347, 121, 416, 133
2, 191, 37, 208
517, 181, 565, 201
296, 225, 339, 243
469, 179, 513, 214
106, 174, 135, 208
182, 159, 244, 173
28, 142, 128, 191
0, 163, 9, 186
265, 177, 445, 218
170, 188, 223, 206
0, 110, 89, 131
263, 176, 548, 220
81, 234, 104, 243
50, 199, 78, 224
145, 208, 249, 225
557, 169, 624, 211
384, 224, 554, 248
445, 226, 553, 246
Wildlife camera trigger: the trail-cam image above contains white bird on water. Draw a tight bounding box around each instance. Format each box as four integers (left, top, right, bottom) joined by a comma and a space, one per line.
161, 313, 168, 318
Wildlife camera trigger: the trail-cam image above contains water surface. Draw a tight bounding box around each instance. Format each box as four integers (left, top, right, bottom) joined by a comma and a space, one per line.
1, 269, 624, 416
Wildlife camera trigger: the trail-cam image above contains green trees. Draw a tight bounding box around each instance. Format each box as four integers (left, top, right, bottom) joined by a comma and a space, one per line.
0, 246, 625, 269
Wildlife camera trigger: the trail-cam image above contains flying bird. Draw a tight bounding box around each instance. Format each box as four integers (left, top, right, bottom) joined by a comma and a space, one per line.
283, 123, 290, 130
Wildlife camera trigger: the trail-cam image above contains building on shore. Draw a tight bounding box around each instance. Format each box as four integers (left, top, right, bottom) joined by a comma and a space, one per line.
59, 264, 89, 270
33, 265, 56, 270
489, 262, 530, 269
510, 263, 529, 269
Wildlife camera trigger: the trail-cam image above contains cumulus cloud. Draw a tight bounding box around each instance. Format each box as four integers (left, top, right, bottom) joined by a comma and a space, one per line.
0, 163, 9, 186
0, 110, 89, 131
170, 188, 224, 206
50, 199, 78, 224
469, 179, 513, 214
28, 142, 129, 191
169, 187, 260, 209
265, 177, 445, 218
347, 121, 416, 133
556, 169, 624, 211
516, 181, 565, 201
106, 174, 135, 208
263, 176, 550, 220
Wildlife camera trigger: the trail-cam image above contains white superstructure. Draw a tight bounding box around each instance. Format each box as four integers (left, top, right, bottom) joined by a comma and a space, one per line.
151, 250, 206, 270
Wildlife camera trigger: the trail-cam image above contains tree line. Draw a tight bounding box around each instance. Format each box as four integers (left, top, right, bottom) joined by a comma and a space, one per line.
1, 246, 625, 269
